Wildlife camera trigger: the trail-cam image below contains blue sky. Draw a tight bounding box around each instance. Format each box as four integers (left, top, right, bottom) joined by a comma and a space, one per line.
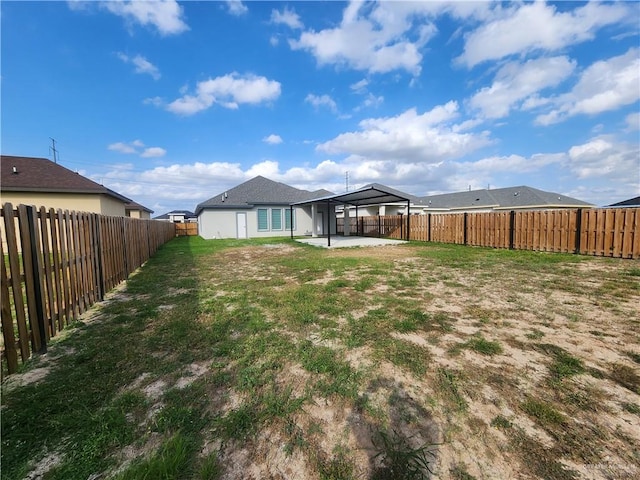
2, 1, 639, 214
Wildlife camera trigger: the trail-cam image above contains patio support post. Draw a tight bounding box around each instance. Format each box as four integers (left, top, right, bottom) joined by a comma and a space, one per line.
311, 203, 318, 238
407, 200, 410, 241
344, 205, 350, 236
327, 199, 331, 247
355, 206, 359, 235
290, 206, 294, 239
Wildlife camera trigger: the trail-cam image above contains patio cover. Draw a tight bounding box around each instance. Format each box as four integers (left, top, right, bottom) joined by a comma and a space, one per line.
290, 184, 411, 246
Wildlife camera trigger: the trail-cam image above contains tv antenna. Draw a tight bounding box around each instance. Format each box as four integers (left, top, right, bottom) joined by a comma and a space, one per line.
49, 137, 59, 163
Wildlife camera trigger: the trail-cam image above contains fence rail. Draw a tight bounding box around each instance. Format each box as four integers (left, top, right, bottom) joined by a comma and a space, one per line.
1, 203, 176, 376
337, 207, 639, 259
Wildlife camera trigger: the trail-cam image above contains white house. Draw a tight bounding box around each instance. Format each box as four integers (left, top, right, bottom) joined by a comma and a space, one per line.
195, 176, 333, 239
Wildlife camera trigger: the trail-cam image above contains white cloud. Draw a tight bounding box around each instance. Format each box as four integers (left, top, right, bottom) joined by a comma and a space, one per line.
116, 52, 161, 80
66, 1, 90, 12
305, 94, 338, 113
270, 7, 303, 29
350, 79, 369, 93
318, 102, 492, 163
362, 93, 384, 109
102, 0, 189, 36
225, 1, 248, 17
98, 133, 638, 212
469, 56, 576, 119
289, 1, 438, 74
167, 73, 281, 115
448, 135, 639, 202
108, 140, 165, 158
263, 134, 283, 145
141, 147, 166, 158
458, 2, 629, 68
625, 112, 640, 132
535, 48, 640, 125
460, 153, 564, 175
108, 141, 138, 154
567, 137, 639, 181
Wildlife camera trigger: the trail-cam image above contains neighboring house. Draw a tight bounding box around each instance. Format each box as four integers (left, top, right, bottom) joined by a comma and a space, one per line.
340, 184, 592, 217
1, 155, 131, 216
338, 183, 422, 217
607, 196, 640, 208
414, 185, 594, 213
125, 201, 154, 219
195, 176, 333, 239
154, 210, 197, 223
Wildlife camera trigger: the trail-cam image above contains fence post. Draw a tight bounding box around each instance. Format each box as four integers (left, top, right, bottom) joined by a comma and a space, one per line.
509, 210, 515, 250
463, 213, 468, 245
25, 205, 47, 354
94, 214, 105, 301
574, 209, 582, 254
0, 238, 19, 374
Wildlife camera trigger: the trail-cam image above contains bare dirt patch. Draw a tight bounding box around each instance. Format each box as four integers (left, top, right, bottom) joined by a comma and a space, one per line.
208, 243, 640, 479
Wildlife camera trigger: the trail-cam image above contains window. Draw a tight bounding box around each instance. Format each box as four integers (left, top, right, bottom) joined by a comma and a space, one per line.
257, 208, 269, 231
285, 208, 295, 230
271, 209, 282, 230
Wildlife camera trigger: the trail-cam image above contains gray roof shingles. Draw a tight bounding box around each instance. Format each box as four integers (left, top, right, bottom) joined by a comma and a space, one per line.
416, 186, 593, 210
196, 176, 334, 214
1, 155, 130, 202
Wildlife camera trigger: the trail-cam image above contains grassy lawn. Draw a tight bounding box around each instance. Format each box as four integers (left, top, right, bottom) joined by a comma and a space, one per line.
2, 236, 639, 480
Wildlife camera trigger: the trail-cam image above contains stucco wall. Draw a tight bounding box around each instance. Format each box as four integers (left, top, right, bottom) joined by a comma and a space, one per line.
99, 196, 126, 216
198, 210, 240, 239
0, 192, 108, 214
198, 206, 321, 239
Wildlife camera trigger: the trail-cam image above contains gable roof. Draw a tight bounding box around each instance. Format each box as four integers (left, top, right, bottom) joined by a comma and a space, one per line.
608, 196, 640, 207
416, 185, 593, 210
154, 210, 196, 220
195, 176, 333, 214
1, 155, 130, 202
124, 200, 154, 214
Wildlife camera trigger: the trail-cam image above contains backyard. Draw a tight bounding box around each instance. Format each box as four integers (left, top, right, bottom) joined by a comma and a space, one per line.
1, 236, 639, 480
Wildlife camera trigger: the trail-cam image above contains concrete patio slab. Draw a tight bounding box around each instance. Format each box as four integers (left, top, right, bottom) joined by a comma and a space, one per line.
295, 236, 407, 249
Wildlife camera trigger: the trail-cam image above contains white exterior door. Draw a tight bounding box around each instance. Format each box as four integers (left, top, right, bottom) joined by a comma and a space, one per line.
236, 212, 247, 239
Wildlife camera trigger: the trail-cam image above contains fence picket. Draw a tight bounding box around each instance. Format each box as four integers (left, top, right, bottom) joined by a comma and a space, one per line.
1, 235, 19, 376
38, 206, 56, 338
341, 207, 638, 259
1, 204, 175, 375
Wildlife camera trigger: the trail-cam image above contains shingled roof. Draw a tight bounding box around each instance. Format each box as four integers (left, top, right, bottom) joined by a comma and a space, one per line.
1, 155, 130, 202
195, 176, 333, 214
415, 185, 593, 210
608, 196, 640, 207
124, 200, 154, 214
154, 210, 196, 220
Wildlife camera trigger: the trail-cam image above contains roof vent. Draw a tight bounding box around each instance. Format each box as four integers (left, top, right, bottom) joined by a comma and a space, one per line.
221, 195, 225, 202
514, 192, 519, 196
12, 166, 18, 174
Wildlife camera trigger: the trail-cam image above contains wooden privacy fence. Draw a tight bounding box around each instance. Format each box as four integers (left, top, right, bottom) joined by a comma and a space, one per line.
338, 207, 639, 259
1, 203, 176, 376
175, 222, 198, 236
